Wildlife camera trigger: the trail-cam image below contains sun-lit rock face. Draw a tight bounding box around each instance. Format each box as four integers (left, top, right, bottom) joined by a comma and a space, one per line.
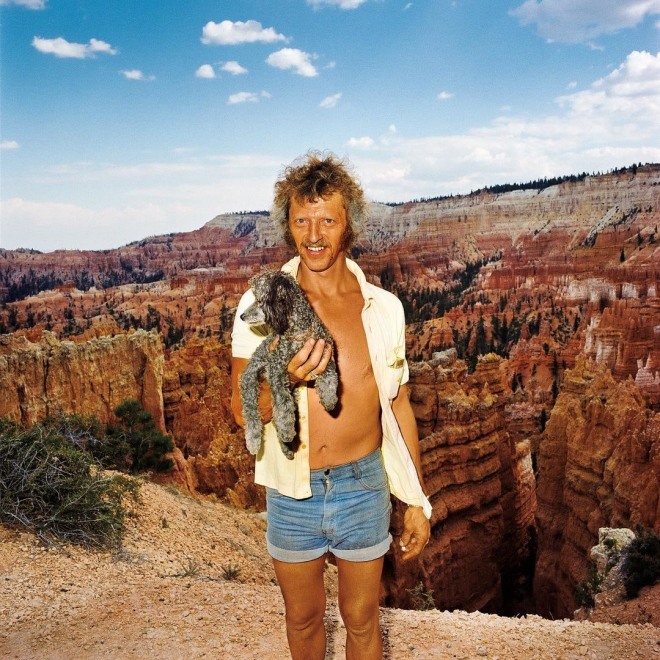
0, 329, 164, 430
384, 353, 537, 613
162, 338, 262, 509
533, 357, 660, 619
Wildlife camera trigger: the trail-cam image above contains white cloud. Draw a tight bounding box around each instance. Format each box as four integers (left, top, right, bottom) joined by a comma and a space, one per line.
0, 0, 46, 8
347, 136, 375, 149
0, 198, 193, 251
32, 36, 118, 59
228, 92, 256, 104
0, 154, 283, 251
557, 50, 660, 112
320, 92, 342, 108
195, 64, 216, 79
201, 20, 288, 45
227, 91, 271, 105
348, 51, 660, 202
405, 3, 413, 10
120, 69, 155, 81
437, 91, 454, 100
306, 0, 369, 8
0, 140, 20, 150
222, 61, 248, 75
266, 48, 318, 77
511, 0, 660, 43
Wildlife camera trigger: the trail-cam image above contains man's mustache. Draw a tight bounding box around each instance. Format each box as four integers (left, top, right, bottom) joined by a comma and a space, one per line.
302, 242, 329, 248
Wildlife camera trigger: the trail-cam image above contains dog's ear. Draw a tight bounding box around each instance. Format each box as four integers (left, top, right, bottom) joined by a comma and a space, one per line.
249, 269, 274, 299
264, 273, 298, 334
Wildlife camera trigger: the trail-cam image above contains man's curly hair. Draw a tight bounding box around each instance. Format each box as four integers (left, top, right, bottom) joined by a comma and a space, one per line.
271, 151, 367, 249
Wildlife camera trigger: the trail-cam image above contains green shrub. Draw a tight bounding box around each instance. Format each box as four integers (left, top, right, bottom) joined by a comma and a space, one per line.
575, 564, 604, 608
103, 399, 174, 473
0, 421, 139, 548
623, 529, 660, 599
222, 564, 242, 581
41, 404, 174, 475
174, 556, 201, 578
407, 580, 436, 610
41, 410, 106, 453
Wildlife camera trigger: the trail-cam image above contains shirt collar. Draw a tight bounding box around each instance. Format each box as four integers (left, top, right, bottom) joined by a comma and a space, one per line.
281, 255, 375, 306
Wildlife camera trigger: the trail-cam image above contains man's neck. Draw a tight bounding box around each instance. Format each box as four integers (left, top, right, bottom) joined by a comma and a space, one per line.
297, 253, 356, 298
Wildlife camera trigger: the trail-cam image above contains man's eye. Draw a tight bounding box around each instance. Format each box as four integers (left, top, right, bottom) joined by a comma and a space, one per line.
324, 218, 335, 224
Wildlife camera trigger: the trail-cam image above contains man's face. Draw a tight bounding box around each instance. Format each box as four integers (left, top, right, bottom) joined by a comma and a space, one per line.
288, 192, 349, 274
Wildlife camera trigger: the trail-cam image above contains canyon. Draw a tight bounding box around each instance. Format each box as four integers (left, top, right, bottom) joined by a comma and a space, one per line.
0, 164, 658, 618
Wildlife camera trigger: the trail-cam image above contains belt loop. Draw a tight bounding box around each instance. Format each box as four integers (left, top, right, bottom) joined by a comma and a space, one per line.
352, 459, 361, 480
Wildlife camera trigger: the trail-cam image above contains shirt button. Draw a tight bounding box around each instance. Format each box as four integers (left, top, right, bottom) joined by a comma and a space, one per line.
301, 443, 306, 449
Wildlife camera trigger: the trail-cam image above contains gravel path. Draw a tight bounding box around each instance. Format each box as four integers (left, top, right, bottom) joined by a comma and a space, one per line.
1, 481, 658, 659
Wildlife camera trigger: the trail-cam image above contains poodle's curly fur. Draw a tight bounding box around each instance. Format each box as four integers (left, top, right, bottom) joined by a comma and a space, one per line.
240, 270, 339, 459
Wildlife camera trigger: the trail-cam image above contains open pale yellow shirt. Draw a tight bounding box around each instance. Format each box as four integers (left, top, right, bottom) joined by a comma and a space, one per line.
232, 256, 432, 519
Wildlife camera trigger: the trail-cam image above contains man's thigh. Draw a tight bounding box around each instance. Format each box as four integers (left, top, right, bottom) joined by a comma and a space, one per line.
273, 555, 327, 619
336, 556, 385, 618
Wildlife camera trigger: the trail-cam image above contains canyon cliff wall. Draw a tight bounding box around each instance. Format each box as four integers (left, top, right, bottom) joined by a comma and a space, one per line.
162, 339, 262, 509
534, 357, 660, 619
0, 330, 165, 430
384, 352, 537, 613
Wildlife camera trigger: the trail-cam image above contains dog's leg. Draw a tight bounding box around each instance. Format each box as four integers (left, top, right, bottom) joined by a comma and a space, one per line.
240, 347, 267, 455
315, 358, 339, 411
267, 357, 297, 459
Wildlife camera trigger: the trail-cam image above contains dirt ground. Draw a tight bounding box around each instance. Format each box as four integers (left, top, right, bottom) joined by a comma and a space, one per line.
1, 480, 658, 659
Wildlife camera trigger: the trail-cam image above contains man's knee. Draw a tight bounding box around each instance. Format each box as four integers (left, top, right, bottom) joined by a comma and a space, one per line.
338, 595, 380, 634
285, 599, 326, 633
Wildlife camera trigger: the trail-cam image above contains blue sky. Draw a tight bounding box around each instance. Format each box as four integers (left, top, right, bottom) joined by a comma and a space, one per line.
1, 0, 659, 252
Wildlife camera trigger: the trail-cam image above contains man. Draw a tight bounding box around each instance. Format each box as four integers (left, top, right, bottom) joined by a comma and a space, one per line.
231, 152, 431, 659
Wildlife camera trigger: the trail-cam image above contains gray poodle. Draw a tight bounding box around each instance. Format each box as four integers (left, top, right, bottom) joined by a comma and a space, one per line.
239, 270, 339, 459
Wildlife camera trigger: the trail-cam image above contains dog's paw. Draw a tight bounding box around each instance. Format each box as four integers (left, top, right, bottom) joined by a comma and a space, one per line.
245, 428, 263, 455
316, 375, 339, 411
319, 392, 338, 411
280, 442, 295, 460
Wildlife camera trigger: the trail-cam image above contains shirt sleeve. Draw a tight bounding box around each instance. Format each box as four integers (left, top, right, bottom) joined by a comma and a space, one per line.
393, 295, 410, 386
231, 289, 269, 359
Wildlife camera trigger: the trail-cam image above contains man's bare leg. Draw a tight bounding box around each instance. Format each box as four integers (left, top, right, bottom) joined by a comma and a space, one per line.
273, 555, 327, 660
336, 556, 384, 660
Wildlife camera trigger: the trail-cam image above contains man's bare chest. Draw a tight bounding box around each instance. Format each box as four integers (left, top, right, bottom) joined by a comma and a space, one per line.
313, 297, 373, 380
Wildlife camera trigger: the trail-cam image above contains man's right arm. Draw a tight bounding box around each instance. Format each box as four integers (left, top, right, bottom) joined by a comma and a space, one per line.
230, 357, 274, 428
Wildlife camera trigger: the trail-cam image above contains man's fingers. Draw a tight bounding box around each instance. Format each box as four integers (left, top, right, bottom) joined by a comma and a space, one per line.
288, 338, 328, 384
400, 533, 426, 560
400, 506, 430, 560
290, 338, 316, 367
307, 338, 327, 367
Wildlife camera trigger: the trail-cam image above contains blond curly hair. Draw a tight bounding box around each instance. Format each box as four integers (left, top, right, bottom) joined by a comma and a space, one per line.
271, 151, 367, 249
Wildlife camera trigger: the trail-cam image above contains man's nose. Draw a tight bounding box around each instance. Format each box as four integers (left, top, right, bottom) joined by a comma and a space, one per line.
308, 219, 321, 242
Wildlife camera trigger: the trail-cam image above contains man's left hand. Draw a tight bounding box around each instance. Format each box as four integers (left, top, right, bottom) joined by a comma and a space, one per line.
399, 506, 430, 561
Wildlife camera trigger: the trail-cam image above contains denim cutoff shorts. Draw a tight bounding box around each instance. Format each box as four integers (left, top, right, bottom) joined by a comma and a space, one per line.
266, 447, 393, 563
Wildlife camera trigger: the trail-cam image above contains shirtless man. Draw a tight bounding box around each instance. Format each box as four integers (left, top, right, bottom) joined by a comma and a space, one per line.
231, 153, 431, 659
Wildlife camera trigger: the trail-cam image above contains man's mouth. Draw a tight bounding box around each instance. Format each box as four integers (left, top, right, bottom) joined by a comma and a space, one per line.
305, 245, 326, 253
